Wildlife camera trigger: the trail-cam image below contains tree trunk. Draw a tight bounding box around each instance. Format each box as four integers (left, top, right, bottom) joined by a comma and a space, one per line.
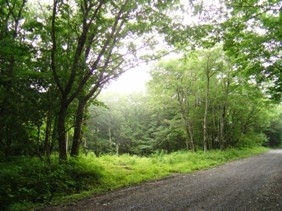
203, 76, 209, 153
184, 120, 195, 152
71, 99, 86, 157
219, 77, 230, 150
51, 116, 58, 154
43, 111, 53, 157
188, 121, 195, 152
57, 101, 68, 161
219, 104, 226, 150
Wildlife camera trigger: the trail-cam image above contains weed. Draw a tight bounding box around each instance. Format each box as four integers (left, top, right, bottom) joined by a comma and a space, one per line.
0, 147, 268, 210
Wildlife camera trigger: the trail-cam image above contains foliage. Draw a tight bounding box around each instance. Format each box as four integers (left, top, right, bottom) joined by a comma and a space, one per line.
85, 46, 280, 155
0, 0, 282, 209
221, 0, 282, 101
0, 0, 182, 160
264, 107, 282, 148
86, 92, 157, 155
146, 47, 274, 151
0, 147, 268, 210
0, 155, 103, 211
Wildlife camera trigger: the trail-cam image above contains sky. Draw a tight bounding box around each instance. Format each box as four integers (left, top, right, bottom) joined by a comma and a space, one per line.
104, 64, 151, 94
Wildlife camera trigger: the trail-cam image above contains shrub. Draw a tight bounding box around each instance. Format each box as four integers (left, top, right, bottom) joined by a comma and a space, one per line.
0, 155, 104, 211
237, 133, 267, 148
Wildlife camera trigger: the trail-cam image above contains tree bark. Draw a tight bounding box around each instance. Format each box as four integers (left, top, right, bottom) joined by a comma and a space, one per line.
203, 75, 209, 153
57, 99, 68, 161
219, 104, 226, 150
43, 111, 53, 157
185, 121, 195, 152
71, 99, 86, 157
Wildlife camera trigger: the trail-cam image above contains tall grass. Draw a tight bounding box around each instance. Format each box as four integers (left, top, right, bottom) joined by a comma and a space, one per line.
0, 147, 268, 210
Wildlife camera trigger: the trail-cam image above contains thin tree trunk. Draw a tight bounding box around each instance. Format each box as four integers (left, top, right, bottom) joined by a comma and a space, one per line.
43, 111, 53, 157
184, 125, 190, 151
51, 116, 58, 155
57, 100, 68, 161
203, 76, 209, 152
219, 76, 230, 150
219, 104, 226, 150
187, 121, 195, 152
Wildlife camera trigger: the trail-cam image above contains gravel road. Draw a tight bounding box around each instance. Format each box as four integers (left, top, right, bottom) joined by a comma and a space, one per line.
42, 150, 282, 211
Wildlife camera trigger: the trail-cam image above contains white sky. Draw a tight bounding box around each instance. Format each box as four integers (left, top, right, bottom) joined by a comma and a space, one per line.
104, 64, 151, 94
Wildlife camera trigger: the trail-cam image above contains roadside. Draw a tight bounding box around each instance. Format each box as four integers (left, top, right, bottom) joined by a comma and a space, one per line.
40, 150, 282, 211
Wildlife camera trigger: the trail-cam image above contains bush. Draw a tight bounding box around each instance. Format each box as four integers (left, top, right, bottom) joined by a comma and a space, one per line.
0, 154, 104, 211
236, 133, 267, 148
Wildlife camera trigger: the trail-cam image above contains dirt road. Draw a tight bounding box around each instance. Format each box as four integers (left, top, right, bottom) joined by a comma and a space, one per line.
42, 150, 282, 211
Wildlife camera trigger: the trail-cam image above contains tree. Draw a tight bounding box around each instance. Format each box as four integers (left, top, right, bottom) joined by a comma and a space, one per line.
86, 92, 157, 155
221, 0, 282, 101
0, 0, 183, 159
163, 0, 281, 102
26, 0, 180, 160
148, 56, 204, 151
0, 0, 48, 157
264, 110, 282, 148
148, 46, 275, 150
199, 47, 225, 152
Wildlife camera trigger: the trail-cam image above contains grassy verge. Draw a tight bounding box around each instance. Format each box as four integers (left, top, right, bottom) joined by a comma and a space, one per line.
96, 147, 268, 190
0, 147, 268, 210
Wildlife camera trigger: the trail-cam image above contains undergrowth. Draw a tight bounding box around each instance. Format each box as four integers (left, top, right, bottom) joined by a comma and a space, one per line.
0, 147, 268, 211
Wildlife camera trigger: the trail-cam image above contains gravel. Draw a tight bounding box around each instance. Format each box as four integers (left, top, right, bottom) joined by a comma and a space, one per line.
41, 150, 282, 211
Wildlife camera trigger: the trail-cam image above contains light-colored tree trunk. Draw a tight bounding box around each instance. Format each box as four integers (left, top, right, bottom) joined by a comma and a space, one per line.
203, 62, 211, 153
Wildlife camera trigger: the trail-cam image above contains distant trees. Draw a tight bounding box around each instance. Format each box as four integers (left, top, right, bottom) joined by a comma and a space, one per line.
264, 110, 282, 148
85, 47, 281, 155
86, 93, 156, 155
148, 47, 273, 151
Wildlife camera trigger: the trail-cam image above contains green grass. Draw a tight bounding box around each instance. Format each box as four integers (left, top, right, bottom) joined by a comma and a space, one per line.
0, 147, 268, 211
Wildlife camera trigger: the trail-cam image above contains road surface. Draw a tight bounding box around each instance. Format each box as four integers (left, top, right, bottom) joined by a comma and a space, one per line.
42, 150, 282, 211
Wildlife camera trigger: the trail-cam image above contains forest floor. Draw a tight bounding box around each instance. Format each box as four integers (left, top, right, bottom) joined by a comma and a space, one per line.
40, 150, 282, 211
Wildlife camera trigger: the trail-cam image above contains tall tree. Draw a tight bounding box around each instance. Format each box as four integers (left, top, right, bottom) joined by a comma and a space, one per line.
148, 57, 202, 151
0, 0, 47, 157
148, 47, 274, 150
221, 0, 282, 100
199, 47, 225, 152
35, 0, 179, 160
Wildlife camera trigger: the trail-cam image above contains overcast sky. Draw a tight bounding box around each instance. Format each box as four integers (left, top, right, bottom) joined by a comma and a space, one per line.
104, 64, 151, 94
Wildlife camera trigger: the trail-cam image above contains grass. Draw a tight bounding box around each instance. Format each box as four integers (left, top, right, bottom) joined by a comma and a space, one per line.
69, 147, 268, 196
0, 147, 268, 211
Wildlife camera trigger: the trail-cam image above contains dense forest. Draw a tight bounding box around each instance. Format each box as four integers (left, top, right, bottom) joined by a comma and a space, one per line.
87, 47, 282, 156
0, 0, 282, 210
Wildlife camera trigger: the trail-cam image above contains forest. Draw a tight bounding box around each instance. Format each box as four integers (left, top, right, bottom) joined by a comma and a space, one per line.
0, 0, 282, 210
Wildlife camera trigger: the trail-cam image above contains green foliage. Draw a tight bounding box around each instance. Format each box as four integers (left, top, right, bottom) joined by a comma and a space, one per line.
146, 47, 276, 151
236, 133, 268, 148
85, 46, 279, 156
0, 0, 49, 157
0, 154, 103, 211
75, 147, 268, 196
264, 110, 282, 148
0, 0, 281, 208
221, 0, 282, 101
86, 92, 158, 155
0, 0, 182, 160
1, 148, 268, 210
